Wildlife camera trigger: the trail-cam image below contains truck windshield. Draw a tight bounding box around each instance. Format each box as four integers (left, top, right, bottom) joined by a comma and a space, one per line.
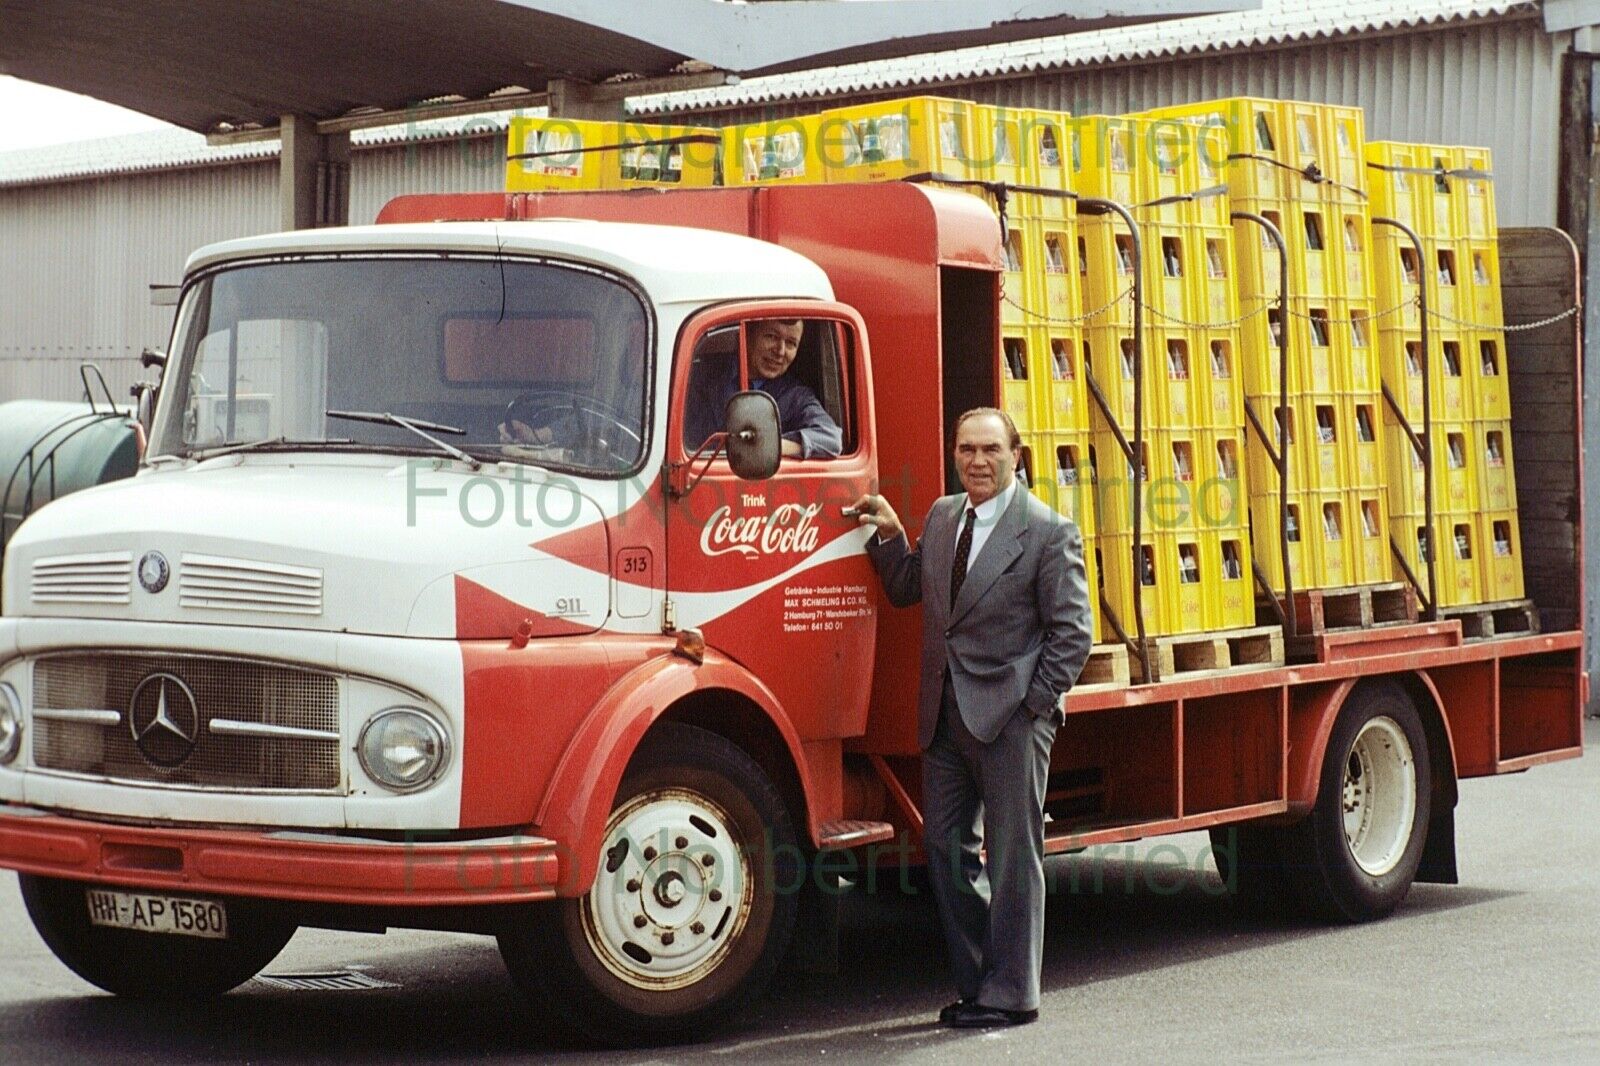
149, 256, 651, 475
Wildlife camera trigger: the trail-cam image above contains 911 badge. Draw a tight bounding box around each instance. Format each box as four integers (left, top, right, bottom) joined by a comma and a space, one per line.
137, 551, 170, 593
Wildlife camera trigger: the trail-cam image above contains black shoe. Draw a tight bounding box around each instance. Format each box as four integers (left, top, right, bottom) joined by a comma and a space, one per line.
948, 1002, 1039, 1029
937, 998, 975, 1024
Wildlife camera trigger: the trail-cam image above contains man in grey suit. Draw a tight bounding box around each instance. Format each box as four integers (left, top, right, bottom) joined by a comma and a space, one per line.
850, 407, 1093, 1028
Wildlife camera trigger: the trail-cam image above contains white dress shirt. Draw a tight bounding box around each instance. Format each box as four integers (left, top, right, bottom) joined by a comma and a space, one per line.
956, 477, 1018, 567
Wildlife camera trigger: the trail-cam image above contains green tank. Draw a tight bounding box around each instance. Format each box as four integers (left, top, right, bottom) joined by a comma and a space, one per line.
1, 400, 140, 567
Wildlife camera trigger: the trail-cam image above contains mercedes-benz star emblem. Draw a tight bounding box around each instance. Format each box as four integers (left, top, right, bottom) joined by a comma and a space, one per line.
128, 673, 200, 768
137, 551, 170, 594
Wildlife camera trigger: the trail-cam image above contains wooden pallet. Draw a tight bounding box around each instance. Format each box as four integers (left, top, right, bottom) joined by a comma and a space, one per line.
1076, 642, 1132, 690
1261, 581, 1419, 635
1438, 599, 1541, 641
1131, 625, 1285, 682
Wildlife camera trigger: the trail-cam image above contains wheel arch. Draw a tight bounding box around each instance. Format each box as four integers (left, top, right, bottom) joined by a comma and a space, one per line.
534, 650, 818, 896
1287, 671, 1460, 883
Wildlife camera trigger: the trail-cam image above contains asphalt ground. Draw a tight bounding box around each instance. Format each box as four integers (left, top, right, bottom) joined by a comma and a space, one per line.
1, 717, 1596, 1064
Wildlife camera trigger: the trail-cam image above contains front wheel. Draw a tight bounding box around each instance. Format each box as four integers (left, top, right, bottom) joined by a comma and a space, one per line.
499, 723, 800, 1045
19, 875, 296, 997
1282, 680, 1433, 922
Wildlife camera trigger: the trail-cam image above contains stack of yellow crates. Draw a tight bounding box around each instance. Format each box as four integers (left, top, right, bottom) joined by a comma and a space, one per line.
1073, 116, 1254, 637
1365, 142, 1523, 607
506, 117, 721, 191
1142, 99, 1393, 597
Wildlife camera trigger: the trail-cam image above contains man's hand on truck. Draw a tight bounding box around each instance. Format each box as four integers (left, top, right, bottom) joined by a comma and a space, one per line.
847, 494, 904, 542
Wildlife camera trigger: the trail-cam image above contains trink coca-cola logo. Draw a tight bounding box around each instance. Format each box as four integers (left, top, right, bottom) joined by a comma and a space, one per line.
701, 503, 822, 559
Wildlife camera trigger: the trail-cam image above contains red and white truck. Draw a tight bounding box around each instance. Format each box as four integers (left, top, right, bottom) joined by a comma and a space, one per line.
0, 182, 1585, 1042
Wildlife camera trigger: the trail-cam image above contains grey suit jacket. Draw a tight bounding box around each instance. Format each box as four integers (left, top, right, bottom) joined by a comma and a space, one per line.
868, 484, 1094, 749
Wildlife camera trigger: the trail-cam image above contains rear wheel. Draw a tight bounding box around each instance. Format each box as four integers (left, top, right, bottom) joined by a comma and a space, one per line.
19, 875, 296, 997
499, 723, 799, 1045
1282, 680, 1432, 922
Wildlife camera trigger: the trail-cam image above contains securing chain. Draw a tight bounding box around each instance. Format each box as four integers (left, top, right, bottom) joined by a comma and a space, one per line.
1278, 296, 1418, 325
1137, 296, 1276, 330
1001, 283, 1133, 325
1425, 304, 1581, 333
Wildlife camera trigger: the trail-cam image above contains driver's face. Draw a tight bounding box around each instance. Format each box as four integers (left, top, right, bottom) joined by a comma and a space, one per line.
748, 320, 804, 382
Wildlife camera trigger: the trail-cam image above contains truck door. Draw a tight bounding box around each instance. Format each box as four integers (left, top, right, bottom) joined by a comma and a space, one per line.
665, 302, 879, 741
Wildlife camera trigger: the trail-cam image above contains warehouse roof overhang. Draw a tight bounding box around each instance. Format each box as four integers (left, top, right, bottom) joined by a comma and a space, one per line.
0, 0, 1251, 136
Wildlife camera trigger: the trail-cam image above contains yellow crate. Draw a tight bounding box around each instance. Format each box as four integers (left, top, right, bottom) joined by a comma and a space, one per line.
1043, 332, 1090, 433
1096, 431, 1216, 537
1337, 208, 1376, 296
1371, 229, 1424, 329
1146, 224, 1197, 327
999, 218, 1040, 329
1419, 148, 1460, 239
1377, 327, 1471, 423
1470, 332, 1511, 422
1457, 146, 1498, 239
1382, 413, 1478, 514
1001, 330, 1052, 433
1046, 432, 1096, 528
1393, 513, 1483, 608
1345, 395, 1384, 488
980, 107, 1030, 187
1037, 220, 1081, 317
1323, 105, 1369, 197
1070, 115, 1143, 203
1152, 330, 1207, 430
1288, 201, 1342, 299
1336, 298, 1383, 393
1077, 218, 1139, 328
1250, 488, 1358, 592
505, 117, 721, 191
1143, 98, 1290, 202
1479, 509, 1525, 601
1233, 203, 1289, 299
1471, 420, 1518, 512
1463, 240, 1504, 329
1202, 528, 1256, 630
1245, 393, 1352, 496
1195, 224, 1242, 326
1276, 300, 1340, 395
1365, 142, 1424, 227
1097, 530, 1216, 636
1430, 237, 1467, 320
1082, 327, 1143, 428
1199, 330, 1246, 429
1197, 428, 1249, 529
815, 96, 981, 183
1351, 491, 1394, 584
724, 116, 825, 185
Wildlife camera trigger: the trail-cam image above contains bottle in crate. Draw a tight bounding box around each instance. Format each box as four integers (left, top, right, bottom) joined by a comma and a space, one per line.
1365, 142, 1425, 228
1478, 510, 1525, 602
1351, 491, 1394, 584
1470, 332, 1511, 421
1070, 115, 1144, 204
1199, 330, 1245, 430
1345, 395, 1384, 487
1051, 432, 1096, 528
1197, 428, 1249, 530
1204, 527, 1256, 630
1000, 332, 1044, 434
1370, 228, 1425, 330
1251, 488, 1355, 591
1462, 239, 1504, 332
1382, 413, 1478, 514
1043, 332, 1090, 433
1457, 146, 1497, 239
1335, 298, 1382, 393
1394, 513, 1483, 608
1038, 219, 1080, 318
1472, 421, 1518, 512
1377, 328, 1470, 424
724, 117, 822, 186
817, 97, 981, 183
1142, 97, 1290, 203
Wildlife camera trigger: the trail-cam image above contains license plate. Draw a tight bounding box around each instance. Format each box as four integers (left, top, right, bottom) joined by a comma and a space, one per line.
85, 889, 229, 940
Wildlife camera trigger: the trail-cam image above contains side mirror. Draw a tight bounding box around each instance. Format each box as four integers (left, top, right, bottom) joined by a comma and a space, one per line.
132, 382, 160, 434
724, 391, 781, 481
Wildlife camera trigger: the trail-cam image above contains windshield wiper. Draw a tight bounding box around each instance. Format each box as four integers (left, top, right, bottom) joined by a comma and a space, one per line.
187, 436, 355, 460
326, 409, 481, 470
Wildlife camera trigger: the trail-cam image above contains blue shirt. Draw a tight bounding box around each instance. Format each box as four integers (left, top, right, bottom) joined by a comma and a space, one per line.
684, 357, 843, 460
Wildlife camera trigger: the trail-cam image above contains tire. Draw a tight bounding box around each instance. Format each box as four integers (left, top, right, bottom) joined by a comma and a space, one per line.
19, 875, 296, 997
1281, 680, 1433, 923
499, 723, 800, 1045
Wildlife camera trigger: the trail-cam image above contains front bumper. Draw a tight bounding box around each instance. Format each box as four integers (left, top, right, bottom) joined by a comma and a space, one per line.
0, 803, 563, 906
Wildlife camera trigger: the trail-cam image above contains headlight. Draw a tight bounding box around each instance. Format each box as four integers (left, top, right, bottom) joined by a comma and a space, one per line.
0, 683, 21, 765
357, 708, 448, 792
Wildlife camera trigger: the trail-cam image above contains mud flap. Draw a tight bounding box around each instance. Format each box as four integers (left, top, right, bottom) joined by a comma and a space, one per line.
1414, 804, 1458, 884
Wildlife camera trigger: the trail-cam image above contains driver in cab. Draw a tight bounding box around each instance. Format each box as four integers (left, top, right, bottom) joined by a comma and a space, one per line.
683, 319, 843, 460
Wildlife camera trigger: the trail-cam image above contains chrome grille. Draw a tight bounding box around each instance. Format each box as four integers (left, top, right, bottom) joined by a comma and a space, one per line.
179, 554, 323, 615
31, 654, 341, 791
31, 552, 133, 605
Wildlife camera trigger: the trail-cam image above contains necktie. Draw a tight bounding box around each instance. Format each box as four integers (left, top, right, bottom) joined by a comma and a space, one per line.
950, 506, 976, 609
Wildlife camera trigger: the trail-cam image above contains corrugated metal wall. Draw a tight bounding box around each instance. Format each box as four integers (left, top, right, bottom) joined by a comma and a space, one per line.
0, 137, 504, 403
0, 16, 1570, 401
679, 15, 1566, 228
